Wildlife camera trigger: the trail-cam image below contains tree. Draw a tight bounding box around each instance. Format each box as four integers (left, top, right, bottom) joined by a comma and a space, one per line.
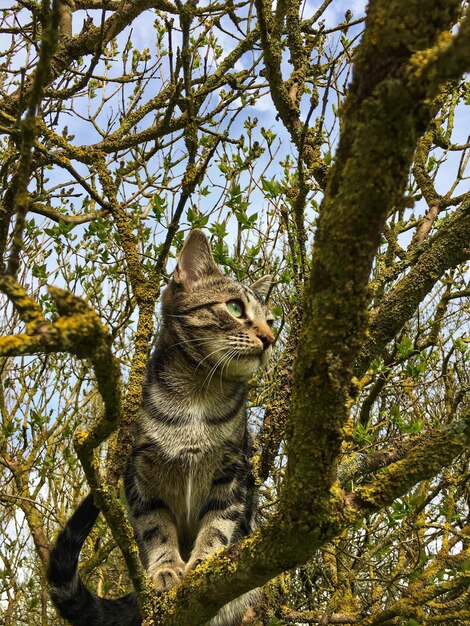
1, 0, 469, 624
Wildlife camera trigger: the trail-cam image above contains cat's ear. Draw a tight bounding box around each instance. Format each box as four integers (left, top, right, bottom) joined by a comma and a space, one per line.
173, 229, 220, 286
251, 274, 272, 302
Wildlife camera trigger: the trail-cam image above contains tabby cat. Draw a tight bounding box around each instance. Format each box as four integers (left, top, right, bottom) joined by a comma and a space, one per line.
48, 229, 274, 626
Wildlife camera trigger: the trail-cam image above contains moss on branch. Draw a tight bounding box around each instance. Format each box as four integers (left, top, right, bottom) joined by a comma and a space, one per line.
0, 280, 151, 609
348, 413, 470, 513
0, 283, 121, 449
0, 274, 47, 333
355, 200, 470, 376
406, 7, 470, 98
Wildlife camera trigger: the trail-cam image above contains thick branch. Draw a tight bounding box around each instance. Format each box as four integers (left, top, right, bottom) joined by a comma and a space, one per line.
281, 0, 465, 520
7, 0, 59, 277
256, 303, 301, 483
30, 202, 109, 225
355, 200, 470, 376
254, 0, 326, 187
0, 274, 47, 333
0, 284, 121, 446
280, 608, 360, 624
348, 412, 470, 513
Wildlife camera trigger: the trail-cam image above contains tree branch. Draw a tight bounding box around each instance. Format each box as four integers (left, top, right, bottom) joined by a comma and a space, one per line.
347, 411, 470, 513
406, 6, 470, 98
30, 201, 109, 225
7, 0, 59, 277
355, 200, 470, 377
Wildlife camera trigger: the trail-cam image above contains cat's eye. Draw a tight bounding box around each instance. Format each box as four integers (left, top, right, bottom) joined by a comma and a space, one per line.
226, 300, 245, 318
267, 319, 275, 328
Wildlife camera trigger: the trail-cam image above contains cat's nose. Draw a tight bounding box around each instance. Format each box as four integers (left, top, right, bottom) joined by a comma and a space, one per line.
257, 332, 274, 350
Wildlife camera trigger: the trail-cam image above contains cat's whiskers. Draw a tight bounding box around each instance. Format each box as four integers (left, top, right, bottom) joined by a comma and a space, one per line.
194, 344, 228, 373
215, 351, 231, 391
219, 349, 238, 389
165, 337, 215, 353
214, 349, 233, 388
201, 351, 226, 390
202, 347, 234, 390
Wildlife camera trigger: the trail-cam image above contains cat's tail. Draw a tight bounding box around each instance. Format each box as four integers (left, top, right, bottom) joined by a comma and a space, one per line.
48, 494, 141, 626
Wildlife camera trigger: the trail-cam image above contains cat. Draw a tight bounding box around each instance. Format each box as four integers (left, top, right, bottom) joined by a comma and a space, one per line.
48, 229, 274, 626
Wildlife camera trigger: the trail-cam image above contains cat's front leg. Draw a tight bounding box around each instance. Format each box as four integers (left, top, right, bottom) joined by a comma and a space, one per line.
144, 514, 185, 592
126, 460, 186, 592
132, 500, 185, 592
186, 473, 251, 572
186, 508, 237, 572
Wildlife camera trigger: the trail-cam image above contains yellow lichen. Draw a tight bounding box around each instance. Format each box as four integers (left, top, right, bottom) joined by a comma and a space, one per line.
73, 430, 89, 445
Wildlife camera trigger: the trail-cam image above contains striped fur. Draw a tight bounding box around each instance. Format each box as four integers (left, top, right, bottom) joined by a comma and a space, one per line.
49, 230, 274, 625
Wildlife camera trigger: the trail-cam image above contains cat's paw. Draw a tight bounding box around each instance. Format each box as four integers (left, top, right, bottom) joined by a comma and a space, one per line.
185, 557, 204, 573
149, 565, 184, 592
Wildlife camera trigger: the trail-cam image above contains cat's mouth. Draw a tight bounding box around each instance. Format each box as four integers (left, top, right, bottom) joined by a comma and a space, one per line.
237, 350, 263, 359
218, 350, 265, 378
231, 350, 265, 365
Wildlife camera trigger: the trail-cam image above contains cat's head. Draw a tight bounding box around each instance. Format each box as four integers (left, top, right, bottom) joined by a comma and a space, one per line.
161, 230, 274, 380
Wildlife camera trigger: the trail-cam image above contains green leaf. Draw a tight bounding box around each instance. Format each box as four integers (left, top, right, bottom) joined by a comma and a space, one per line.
187, 207, 209, 228
354, 423, 373, 445
453, 337, 468, 353
152, 194, 167, 220
398, 336, 413, 357
369, 358, 388, 373
261, 177, 281, 198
